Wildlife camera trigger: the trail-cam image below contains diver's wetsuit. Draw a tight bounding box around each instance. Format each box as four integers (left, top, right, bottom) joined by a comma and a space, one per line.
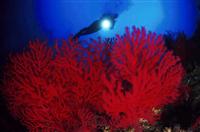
73, 13, 118, 39
73, 20, 101, 39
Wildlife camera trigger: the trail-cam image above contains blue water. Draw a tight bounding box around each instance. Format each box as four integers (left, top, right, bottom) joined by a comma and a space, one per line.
36, 0, 198, 40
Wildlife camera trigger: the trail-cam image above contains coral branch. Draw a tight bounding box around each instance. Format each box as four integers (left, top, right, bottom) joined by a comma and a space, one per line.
102, 27, 185, 130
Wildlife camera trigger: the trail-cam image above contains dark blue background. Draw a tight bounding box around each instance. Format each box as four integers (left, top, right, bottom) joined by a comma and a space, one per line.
1, 0, 198, 55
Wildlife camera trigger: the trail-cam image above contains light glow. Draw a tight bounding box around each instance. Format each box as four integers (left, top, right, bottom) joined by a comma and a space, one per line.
101, 19, 112, 30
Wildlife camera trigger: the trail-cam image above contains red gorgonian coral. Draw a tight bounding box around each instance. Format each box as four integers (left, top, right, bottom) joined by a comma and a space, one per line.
2, 39, 107, 131
102, 27, 185, 130
2, 27, 185, 131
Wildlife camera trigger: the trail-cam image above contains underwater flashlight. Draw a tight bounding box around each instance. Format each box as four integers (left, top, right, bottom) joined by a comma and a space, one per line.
101, 19, 112, 30
73, 14, 118, 39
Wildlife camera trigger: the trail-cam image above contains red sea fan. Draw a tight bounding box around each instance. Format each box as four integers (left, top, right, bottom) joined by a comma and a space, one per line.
52, 39, 106, 112
102, 27, 185, 130
2, 41, 71, 131
2, 39, 105, 131
2, 27, 186, 131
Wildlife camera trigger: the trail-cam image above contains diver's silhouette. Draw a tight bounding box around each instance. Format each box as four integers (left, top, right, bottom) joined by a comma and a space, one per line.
73, 13, 118, 39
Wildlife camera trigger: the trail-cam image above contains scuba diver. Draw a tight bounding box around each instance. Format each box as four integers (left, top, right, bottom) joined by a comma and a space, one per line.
73, 13, 118, 40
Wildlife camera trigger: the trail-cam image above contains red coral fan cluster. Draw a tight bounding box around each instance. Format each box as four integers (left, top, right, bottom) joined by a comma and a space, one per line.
102, 27, 185, 130
2, 27, 185, 131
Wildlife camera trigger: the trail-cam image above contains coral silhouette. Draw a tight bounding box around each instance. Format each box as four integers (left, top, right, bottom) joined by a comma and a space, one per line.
2, 27, 185, 131
162, 23, 200, 130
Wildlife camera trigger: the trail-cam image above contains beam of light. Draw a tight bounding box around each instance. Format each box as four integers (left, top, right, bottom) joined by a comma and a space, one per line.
101, 19, 112, 30
36, 0, 197, 40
